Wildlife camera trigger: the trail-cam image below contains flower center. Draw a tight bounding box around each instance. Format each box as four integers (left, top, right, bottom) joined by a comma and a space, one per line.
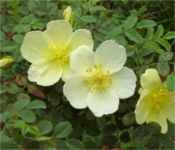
53, 50, 69, 66
46, 44, 69, 67
146, 85, 173, 112
84, 64, 112, 92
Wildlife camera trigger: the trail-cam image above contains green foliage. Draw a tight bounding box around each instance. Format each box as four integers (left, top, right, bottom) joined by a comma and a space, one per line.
14, 95, 30, 111
166, 73, 175, 91
0, 0, 174, 149
136, 19, 157, 29
164, 31, 175, 40
125, 29, 144, 44
54, 121, 73, 139
123, 14, 138, 30
38, 120, 53, 135
19, 110, 36, 123
27, 100, 46, 109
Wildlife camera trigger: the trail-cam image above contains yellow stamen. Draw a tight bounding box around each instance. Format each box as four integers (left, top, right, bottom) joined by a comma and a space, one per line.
84, 64, 112, 92
45, 44, 69, 67
145, 85, 173, 112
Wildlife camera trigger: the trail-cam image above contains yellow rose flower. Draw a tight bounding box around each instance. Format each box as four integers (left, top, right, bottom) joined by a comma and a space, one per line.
135, 69, 175, 134
63, 40, 137, 117
21, 20, 93, 86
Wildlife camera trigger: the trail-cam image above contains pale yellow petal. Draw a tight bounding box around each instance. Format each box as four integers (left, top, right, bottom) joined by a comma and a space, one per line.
111, 67, 137, 99
28, 63, 62, 86
68, 29, 93, 52
95, 40, 126, 73
45, 20, 73, 46
70, 45, 94, 74
146, 112, 168, 134
61, 67, 72, 81
63, 77, 89, 109
141, 69, 161, 89
21, 31, 50, 63
135, 89, 150, 124
87, 90, 119, 117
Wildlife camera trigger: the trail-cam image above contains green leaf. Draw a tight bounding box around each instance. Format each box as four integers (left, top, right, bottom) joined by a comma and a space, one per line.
26, 126, 40, 136
13, 24, 31, 33
125, 29, 143, 43
17, 93, 31, 101
159, 52, 173, 61
166, 73, 175, 91
19, 110, 36, 123
0, 131, 19, 149
163, 31, 175, 40
106, 25, 123, 38
66, 139, 85, 150
34, 136, 52, 142
54, 121, 73, 138
27, 100, 46, 109
81, 15, 97, 23
6, 83, 21, 94
123, 14, 138, 30
155, 24, 164, 38
0, 112, 13, 122
12, 34, 24, 44
0, 131, 12, 143
2, 44, 19, 53
157, 62, 170, 76
137, 19, 156, 29
156, 38, 171, 51
38, 120, 53, 135
143, 41, 164, 54
145, 28, 154, 40
13, 120, 38, 136
18, 125, 40, 136
13, 120, 26, 129
83, 134, 97, 149
14, 96, 30, 111
115, 35, 127, 46
21, 14, 36, 24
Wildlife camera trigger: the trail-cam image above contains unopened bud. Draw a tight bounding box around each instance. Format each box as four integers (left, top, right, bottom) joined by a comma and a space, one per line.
63, 6, 73, 23
0, 56, 14, 68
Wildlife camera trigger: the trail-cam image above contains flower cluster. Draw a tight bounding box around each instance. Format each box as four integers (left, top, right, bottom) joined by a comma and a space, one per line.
21, 7, 174, 134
